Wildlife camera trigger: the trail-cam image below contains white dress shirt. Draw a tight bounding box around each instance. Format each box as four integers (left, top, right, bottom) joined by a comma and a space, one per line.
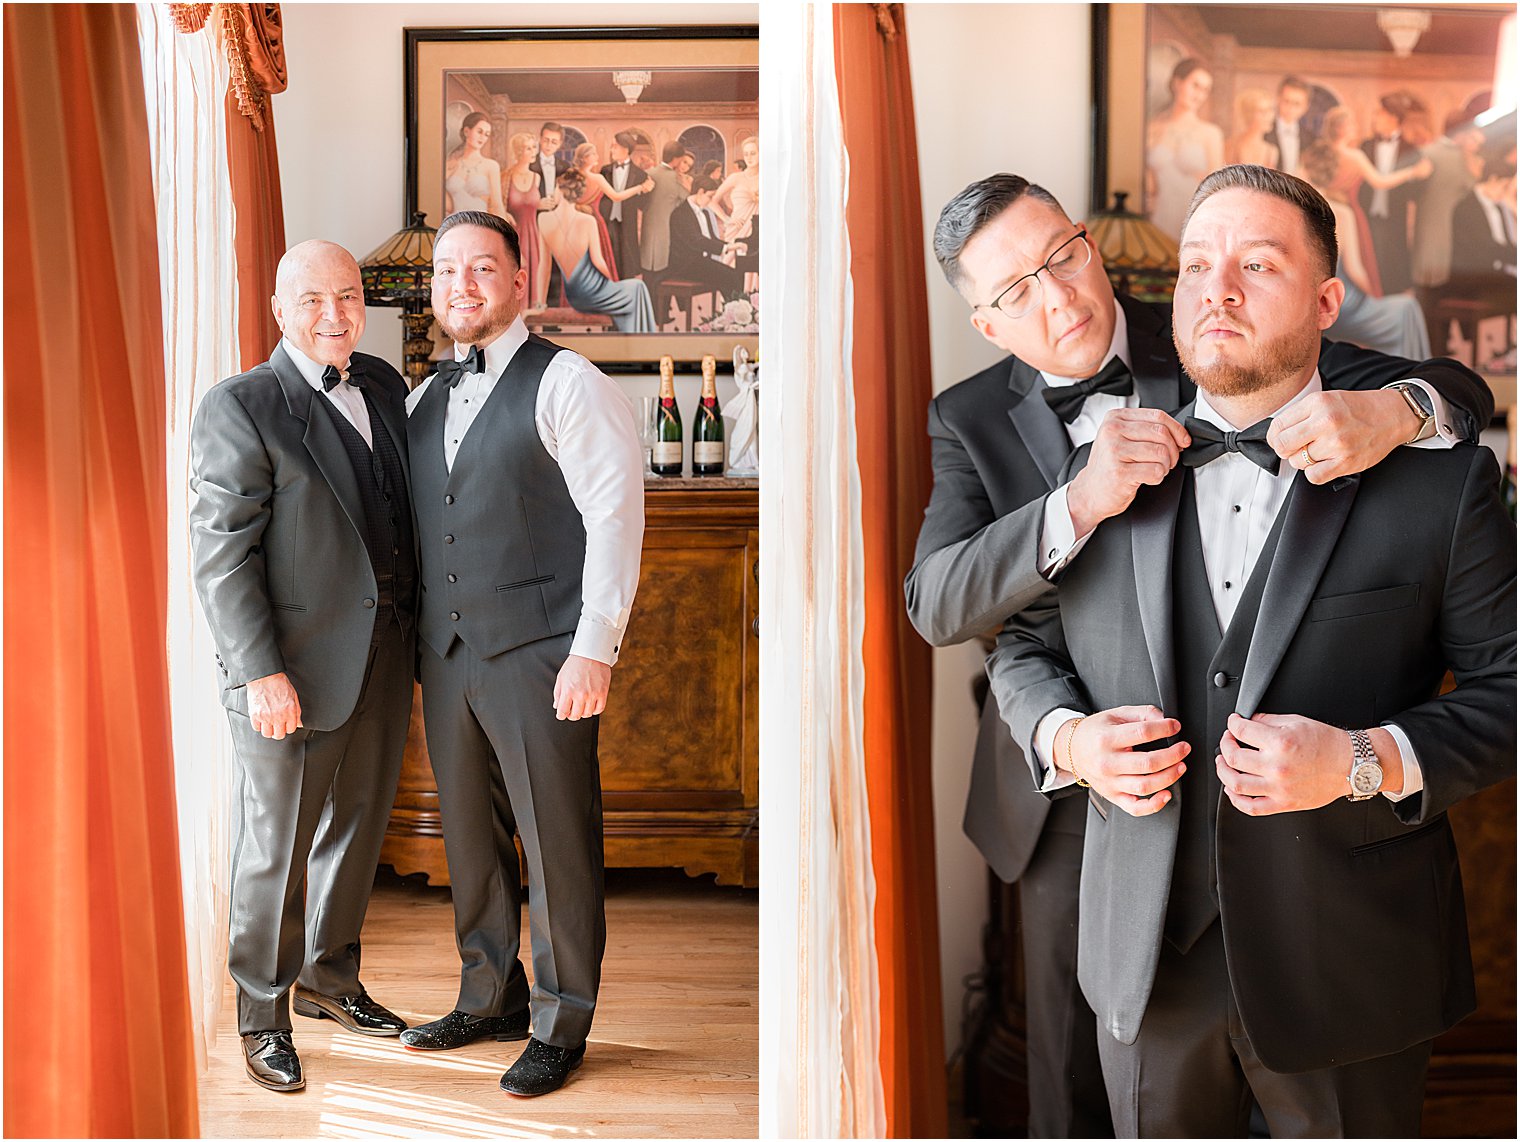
405, 316, 645, 666
610, 160, 629, 221
1030, 372, 1425, 801
282, 338, 372, 448
1275, 117, 1301, 176
1369, 133, 1400, 218
539, 153, 558, 198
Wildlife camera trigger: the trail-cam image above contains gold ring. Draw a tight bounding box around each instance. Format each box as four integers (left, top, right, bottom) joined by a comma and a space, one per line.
1301, 447, 1316, 467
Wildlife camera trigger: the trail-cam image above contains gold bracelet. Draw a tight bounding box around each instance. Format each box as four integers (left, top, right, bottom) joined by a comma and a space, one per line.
1066, 716, 1089, 787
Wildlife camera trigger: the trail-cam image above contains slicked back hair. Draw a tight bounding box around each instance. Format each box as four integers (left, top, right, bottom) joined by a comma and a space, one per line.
434, 210, 522, 268
933, 173, 1064, 297
1181, 164, 1338, 280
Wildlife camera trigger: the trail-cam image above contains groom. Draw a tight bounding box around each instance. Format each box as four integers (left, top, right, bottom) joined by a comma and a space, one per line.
401, 211, 644, 1096
987, 165, 1516, 1136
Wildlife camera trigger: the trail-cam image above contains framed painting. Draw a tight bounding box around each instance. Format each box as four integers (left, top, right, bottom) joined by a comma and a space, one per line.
1093, 4, 1516, 375
405, 25, 759, 370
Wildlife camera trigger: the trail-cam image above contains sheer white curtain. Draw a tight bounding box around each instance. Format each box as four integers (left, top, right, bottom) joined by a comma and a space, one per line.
759, 4, 886, 1137
137, 2, 241, 1068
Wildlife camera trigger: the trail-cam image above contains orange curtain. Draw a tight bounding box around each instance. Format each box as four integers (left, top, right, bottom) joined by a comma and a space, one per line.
834, 5, 947, 1137
4, 5, 198, 1137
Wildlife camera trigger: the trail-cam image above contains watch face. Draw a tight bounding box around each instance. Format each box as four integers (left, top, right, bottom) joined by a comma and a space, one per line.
1351, 762, 1384, 795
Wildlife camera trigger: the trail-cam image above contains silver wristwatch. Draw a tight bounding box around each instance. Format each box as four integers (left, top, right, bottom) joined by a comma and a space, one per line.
1390, 382, 1437, 444
1347, 728, 1384, 801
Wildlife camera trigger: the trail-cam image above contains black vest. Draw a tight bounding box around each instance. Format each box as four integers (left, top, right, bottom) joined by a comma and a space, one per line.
1165, 471, 1290, 952
315, 393, 417, 638
409, 335, 588, 659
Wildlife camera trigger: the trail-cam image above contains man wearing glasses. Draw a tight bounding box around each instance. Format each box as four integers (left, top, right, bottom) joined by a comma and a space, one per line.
904, 171, 1492, 1137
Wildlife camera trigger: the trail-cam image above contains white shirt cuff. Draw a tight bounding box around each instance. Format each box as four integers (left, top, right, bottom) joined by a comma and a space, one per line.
570, 616, 625, 667
1379, 722, 1424, 801
1387, 379, 1459, 449
1038, 484, 1093, 578
1034, 707, 1086, 792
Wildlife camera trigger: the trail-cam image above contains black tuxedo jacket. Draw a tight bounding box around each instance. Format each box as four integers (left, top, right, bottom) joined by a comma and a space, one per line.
668, 201, 729, 277
529, 155, 560, 200
1359, 135, 1423, 289
597, 160, 648, 221
904, 293, 1495, 883
189, 346, 416, 729
986, 426, 1515, 1071
1451, 191, 1518, 278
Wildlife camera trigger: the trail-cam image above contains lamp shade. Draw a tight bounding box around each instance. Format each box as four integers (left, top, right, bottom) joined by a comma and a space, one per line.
360, 211, 436, 304
1088, 191, 1179, 303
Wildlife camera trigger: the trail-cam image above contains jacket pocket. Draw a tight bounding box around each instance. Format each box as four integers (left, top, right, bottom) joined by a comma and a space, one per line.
496, 574, 555, 592
1350, 817, 1444, 857
270, 601, 307, 613
1307, 583, 1419, 622
1088, 787, 1109, 822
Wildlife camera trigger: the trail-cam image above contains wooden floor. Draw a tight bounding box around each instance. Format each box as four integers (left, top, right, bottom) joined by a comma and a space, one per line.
199, 868, 757, 1138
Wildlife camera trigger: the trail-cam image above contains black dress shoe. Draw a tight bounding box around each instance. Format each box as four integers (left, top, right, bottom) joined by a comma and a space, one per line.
242, 1029, 304, 1092
498, 1037, 586, 1097
399, 1008, 531, 1050
292, 985, 407, 1036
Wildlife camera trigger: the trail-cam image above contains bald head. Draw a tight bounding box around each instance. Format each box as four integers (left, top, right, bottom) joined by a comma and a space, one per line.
271, 240, 366, 368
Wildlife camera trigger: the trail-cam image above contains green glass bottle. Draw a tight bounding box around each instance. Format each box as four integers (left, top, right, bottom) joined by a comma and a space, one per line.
693, 355, 725, 476
652, 355, 684, 477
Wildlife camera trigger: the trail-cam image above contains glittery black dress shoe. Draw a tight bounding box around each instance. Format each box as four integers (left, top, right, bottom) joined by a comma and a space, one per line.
498, 1037, 586, 1097
399, 1008, 531, 1050
292, 984, 407, 1036
242, 1029, 304, 1092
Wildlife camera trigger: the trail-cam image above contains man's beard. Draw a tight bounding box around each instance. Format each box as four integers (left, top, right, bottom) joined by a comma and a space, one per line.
436, 295, 517, 347
1174, 307, 1321, 399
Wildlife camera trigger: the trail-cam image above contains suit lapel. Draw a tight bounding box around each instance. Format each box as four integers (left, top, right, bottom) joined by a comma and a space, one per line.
367, 379, 413, 501
1005, 358, 1069, 490
271, 345, 367, 544
1122, 295, 1182, 412
1236, 473, 1361, 716
1129, 466, 1184, 716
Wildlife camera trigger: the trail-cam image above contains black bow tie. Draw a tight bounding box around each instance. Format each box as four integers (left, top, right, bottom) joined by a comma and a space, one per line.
321, 362, 364, 392
1042, 358, 1134, 423
1181, 417, 1280, 475
434, 345, 485, 388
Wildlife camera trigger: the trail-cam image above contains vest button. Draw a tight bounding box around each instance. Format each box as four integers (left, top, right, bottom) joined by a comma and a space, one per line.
444, 534, 454, 543
445, 495, 455, 505
448, 574, 457, 583
450, 611, 460, 621
1212, 671, 1230, 688
363, 598, 376, 609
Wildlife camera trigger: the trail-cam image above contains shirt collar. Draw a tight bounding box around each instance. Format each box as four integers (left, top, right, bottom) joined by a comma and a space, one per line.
1040, 298, 1132, 390
457, 314, 529, 378
282, 337, 350, 391
1194, 370, 1323, 432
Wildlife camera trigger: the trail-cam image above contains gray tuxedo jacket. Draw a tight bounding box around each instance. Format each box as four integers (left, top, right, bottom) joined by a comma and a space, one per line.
986, 432, 1516, 1072
189, 345, 415, 730
639, 165, 688, 273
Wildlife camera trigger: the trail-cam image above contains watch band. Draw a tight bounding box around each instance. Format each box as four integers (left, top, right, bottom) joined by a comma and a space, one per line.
1347, 728, 1383, 801
1391, 382, 1437, 444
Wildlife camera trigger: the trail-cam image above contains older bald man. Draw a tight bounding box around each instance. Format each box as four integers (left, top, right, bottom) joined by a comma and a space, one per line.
190, 240, 417, 1091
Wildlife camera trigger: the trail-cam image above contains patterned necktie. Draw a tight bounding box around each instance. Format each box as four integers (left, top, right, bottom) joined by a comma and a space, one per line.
1181, 417, 1280, 475
1041, 357, 1133, 424
433, 345, 485, 389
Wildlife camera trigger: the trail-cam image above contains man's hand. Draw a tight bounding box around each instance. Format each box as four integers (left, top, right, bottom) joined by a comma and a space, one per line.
1060, 705, 1190, 817
1268, 389, 1421, 485
247, 672, 302, 740
554, 654, 612, 721
1068, 409, 1191, 539
1216, 713, 1402, 814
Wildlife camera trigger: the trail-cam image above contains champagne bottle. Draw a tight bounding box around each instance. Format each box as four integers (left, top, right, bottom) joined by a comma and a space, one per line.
652, 355, 684, 477
693, 355, 726, 476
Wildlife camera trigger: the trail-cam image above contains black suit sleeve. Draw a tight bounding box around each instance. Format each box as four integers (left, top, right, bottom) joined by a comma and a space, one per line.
1389, 445, 1517, 823
1318, 340, 1494, 441
188, 382, 284, 687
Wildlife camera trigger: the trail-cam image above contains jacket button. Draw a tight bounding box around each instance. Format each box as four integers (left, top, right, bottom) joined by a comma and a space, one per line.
363, 598, 376, 609
448, 573, 457, 583
1212, 671, 1230, 688
445, 494, 455, 504
450, 611, 460, 621
444, 534, 454, 543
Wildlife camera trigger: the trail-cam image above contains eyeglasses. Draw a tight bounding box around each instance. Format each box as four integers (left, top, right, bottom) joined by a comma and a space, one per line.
978, 228, 1092, 319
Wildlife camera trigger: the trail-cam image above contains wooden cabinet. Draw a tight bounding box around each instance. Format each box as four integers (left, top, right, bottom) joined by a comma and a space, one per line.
380, 478, 759, 887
